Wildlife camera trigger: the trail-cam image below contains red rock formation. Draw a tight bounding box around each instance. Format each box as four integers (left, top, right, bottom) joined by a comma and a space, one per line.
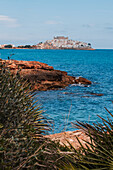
75, 77, 92, 85
90, 93, 103, 96
0, 59, 91, 91
45, 130, 91, 150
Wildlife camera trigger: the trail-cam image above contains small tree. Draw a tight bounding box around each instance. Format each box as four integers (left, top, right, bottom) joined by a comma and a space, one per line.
24, 45, 32, 48
4, 44, 13, 48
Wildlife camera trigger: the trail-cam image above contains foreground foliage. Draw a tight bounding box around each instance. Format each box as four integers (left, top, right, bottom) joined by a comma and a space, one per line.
60, 107, 113, 170
0, 61, 70, 169
0, 60, 113, 169
0, 61, 50, 169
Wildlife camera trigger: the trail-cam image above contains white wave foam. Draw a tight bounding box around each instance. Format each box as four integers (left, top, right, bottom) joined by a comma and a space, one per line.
76, 76, 82, 80
71, 83, 90, 87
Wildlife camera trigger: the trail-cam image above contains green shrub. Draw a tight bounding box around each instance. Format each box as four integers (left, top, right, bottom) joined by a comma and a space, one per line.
60, 107, 113, 170
0, 62, 49, 169
0, 61, 69, 170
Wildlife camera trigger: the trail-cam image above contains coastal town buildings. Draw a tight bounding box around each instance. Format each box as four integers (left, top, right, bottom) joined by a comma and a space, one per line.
36, 36, 92, 49
0, 36, 93, 50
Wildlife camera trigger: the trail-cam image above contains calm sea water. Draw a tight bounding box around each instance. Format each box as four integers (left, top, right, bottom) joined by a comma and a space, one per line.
1, 49, 113, 133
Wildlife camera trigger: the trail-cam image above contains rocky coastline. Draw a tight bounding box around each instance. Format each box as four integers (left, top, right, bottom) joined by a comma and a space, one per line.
1, 59, 104, 149
1, 59, 91, 91
45, 130, 90, 149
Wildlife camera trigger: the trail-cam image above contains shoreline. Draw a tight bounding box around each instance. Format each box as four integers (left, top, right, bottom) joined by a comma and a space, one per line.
0, 47, 95, 50
45, 130, 90, 149
0, 59, 92, 91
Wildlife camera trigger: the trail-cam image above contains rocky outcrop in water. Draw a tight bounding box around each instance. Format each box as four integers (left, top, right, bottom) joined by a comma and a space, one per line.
0, 59, 91, 91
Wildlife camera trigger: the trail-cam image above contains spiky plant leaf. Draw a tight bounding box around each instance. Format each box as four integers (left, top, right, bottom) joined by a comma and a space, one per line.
0, 61, 50, 169
60, 107, 113, 170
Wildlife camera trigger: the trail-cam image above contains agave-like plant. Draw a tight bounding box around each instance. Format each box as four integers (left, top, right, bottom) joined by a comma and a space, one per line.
0, 61, 50, 169
60, 107, 113, 170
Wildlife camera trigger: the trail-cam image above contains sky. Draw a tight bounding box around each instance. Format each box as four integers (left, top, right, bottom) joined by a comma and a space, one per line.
0, 0, 113, 49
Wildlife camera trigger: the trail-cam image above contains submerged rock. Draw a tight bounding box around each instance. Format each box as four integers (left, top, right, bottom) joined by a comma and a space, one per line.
1, 59, 91, 91
75, 77, 91, 85
90, 93, 103, 96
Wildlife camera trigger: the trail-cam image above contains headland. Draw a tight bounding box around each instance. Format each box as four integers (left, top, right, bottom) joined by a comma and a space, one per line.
0, 59, 91, 91
0, 36, 94, 50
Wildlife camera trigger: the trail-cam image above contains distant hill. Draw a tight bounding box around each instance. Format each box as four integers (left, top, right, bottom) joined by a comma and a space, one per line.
0, 36, 94, 50
35, 36, 94, 50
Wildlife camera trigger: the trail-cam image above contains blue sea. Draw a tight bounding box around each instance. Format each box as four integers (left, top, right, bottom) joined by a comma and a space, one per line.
1, 49, 113, 133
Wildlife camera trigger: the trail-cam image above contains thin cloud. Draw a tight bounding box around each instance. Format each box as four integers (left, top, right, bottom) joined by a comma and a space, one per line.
0, 15, 16, 22
105, 26, 113, 30
0, 15, 20, 27
55, 30, 68, 34
45, 20, 63, 25
82, 24, 94, 28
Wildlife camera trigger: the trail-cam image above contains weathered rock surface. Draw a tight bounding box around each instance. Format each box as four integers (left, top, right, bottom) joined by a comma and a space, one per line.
45, 130, 90, 150
1, 59, 91, 91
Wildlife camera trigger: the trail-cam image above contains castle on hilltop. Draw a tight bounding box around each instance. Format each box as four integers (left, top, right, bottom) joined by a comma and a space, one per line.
54, 36, 68, 40
36, 36, 92, 50
0, 36, 93, 50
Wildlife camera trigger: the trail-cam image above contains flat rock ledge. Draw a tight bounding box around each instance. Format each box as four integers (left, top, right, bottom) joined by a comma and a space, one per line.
0, 59, 91, 91
45, 130, 90, 150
